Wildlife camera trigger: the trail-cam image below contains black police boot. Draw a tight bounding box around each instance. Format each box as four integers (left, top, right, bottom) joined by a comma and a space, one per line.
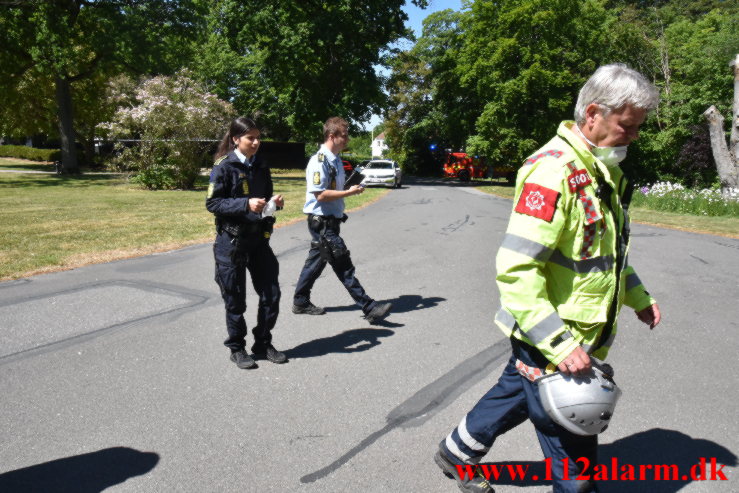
251, 344, 288, 364
292, 302, 326, 315
434, 441, 495, 493
230, 349, 257, 369
364, 302, 392, 324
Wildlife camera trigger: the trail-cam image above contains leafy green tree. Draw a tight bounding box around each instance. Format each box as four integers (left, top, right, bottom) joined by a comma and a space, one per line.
386, 9, 472, 175
636, 9, 738, 186
194, 0, 427, 144
386, 46, 434, 174
0, 0, 204, 173
459, 0, 616, 166
347, 131, 372, 159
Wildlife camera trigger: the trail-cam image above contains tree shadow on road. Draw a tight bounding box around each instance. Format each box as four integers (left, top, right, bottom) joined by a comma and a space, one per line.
444, 428, 736, 492
284, 328, 394, 359
0, 446, 160, 493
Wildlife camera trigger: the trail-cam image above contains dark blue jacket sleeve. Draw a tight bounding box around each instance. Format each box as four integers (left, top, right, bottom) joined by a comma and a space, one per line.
205, 164, 249, 217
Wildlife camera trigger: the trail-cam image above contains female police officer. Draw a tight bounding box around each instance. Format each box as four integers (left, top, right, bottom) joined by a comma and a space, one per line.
206, 117, 286, 369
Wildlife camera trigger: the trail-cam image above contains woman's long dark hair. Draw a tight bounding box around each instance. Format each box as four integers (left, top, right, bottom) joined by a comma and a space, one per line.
214, 117, 259, 160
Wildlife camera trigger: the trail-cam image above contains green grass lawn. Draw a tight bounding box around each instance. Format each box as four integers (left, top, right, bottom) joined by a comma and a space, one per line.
0, 167, 388, 280
473, 178, 739, 238
0, 157, 57, 172
4, 165, 735, 280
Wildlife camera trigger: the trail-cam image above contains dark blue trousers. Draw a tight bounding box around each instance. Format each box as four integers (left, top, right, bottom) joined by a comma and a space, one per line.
444, 339, 599, 493
213, 232, 280, 351
293, 218, 374, 313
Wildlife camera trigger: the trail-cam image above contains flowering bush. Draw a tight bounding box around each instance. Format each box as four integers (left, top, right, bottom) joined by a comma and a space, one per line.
102, 71, 235, 189
633, 181, 739, 217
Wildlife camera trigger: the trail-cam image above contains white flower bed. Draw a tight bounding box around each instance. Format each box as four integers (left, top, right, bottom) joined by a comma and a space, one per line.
639, 181, 739, 203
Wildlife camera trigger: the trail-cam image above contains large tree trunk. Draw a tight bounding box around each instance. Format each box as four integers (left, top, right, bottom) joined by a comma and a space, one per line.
704, 106, 738, 190
55, 75, 79, 174
703, 54, 739, 193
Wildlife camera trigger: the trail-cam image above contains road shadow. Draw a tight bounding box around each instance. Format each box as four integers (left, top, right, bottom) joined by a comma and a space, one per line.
442, 428, 736, 492
324, 294, 445, 315
384, 294, 446, 314
284, 328, 394, 359
0, 446, 160, 493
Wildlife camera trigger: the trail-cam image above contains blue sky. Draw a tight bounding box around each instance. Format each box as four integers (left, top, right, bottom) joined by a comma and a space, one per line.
404, 0, 463, 37
364, 0, 463, 130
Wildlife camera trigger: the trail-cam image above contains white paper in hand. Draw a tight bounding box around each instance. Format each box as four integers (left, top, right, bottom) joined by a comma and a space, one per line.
261, 198, 277, 218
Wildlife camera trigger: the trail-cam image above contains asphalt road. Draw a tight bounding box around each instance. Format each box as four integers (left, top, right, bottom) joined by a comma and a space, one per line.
1, 177, 737, 493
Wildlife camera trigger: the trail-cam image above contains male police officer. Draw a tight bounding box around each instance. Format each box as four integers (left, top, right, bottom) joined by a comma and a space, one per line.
434, 64, 662, 493
292, 117, 391, 324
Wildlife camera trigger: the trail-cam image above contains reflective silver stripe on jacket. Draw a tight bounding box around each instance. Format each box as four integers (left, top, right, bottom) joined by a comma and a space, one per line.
496, 308, 564, 345
500, 234, 554, 262
549, 250, 614, 273
495, 308, 517, 331
625, 272, 641, 290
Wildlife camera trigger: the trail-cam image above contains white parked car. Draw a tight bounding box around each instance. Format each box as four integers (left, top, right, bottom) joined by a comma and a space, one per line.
359, 160, 402, 188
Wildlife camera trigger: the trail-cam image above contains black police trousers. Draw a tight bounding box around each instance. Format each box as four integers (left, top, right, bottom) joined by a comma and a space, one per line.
213, 231, 280, 351
293, 216, 374, 313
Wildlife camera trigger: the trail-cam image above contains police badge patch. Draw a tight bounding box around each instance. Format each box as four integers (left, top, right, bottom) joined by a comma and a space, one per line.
313, 172, 321, 185
238, 173, 249, 194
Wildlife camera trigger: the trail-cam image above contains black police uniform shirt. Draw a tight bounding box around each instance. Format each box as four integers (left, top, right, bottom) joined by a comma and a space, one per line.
206, 150, 274, 263
206, 149, 273, 224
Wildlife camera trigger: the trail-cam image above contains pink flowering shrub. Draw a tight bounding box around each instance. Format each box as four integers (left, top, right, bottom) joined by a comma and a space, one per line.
103, 71, 235, 189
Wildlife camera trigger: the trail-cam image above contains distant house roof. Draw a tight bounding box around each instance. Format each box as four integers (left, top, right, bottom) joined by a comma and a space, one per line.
374, 132, 386, 141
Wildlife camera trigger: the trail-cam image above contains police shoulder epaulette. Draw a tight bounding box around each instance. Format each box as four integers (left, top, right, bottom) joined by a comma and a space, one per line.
213, 155, 227, 167
523, 150, 564, 167
316, 152, 325, 162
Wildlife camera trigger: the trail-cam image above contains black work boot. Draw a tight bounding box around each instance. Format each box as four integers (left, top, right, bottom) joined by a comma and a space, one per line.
292, 302, 326, 315
251, 344, 288, 364
364, 302, 392, 324
230, 349, 257, 369
434, 441, 494, 493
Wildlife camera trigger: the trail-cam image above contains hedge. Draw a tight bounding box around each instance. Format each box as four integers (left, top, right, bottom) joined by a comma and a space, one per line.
0, 145, 62, 162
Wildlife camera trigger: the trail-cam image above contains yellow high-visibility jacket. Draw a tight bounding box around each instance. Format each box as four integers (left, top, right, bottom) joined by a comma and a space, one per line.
495, 121, 655, 365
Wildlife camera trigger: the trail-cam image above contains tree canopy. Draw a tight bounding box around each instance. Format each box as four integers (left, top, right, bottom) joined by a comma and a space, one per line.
2, 0, 736, 188
385, 0, 739, 186
193, 0, 428, 143
0, 0, 205, 171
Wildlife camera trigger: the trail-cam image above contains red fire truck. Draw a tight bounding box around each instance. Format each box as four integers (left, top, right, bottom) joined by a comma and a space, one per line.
442, 152, 516, 183
442, 152, 487, 181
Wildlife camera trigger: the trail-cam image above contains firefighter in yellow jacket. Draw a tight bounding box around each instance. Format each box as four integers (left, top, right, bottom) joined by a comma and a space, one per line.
434, 64, 662, 493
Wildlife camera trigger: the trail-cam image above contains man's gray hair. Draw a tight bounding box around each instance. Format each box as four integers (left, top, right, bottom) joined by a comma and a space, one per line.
574, 64, 659, 124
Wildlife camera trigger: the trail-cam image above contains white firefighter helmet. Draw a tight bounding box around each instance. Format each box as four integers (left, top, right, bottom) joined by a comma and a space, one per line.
537, 360, 621, 436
